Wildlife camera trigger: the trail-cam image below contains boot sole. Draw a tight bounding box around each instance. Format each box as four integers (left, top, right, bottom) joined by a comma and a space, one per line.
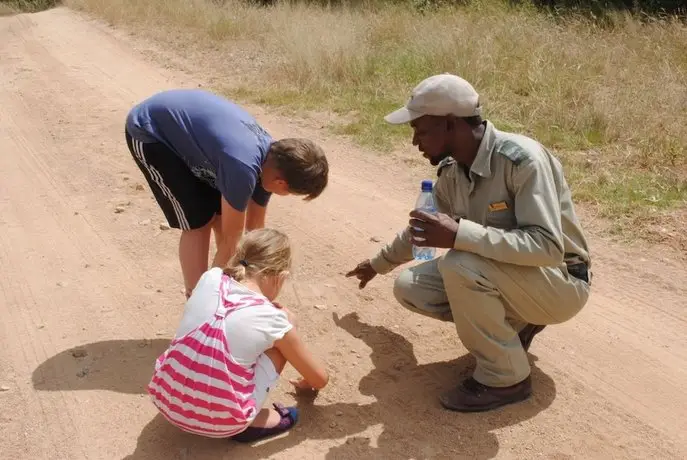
439, 390, 532, 413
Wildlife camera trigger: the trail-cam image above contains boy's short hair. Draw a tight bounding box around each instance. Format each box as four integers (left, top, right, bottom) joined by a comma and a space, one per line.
268, 138, 329, 200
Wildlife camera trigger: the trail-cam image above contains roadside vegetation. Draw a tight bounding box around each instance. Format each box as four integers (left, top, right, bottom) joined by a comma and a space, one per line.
0, 0, 59, 14
15, 0, 687, 244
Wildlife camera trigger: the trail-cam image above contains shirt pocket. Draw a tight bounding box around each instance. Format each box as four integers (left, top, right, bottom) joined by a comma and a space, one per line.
484, 199, 517, 229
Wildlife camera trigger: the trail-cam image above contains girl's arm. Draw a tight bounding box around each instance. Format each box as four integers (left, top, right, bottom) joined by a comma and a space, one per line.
274, 329, 329, 389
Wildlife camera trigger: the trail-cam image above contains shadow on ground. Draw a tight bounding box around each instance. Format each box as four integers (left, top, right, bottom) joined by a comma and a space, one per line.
32, 338, 169, 394
32, 314, 556, 460
319, 312, 557, 459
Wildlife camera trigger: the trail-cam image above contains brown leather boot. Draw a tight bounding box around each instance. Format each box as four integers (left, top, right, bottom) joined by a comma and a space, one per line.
439, 376, 532, 412
518, 324, 546, 352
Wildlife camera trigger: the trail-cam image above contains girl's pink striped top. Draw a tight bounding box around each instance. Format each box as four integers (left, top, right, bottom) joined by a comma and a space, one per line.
147, 275, 263, 438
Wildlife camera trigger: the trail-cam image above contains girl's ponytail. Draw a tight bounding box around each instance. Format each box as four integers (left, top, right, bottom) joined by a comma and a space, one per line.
224, 260, 247, 281
223, 229, 291, 281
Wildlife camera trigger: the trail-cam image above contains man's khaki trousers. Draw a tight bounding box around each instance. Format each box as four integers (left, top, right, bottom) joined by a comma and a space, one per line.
393, 250, 590, 387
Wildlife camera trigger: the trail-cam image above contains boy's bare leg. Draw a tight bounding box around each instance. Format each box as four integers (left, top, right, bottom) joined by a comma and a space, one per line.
211, 213, 223, 251
179, 219, 214, 297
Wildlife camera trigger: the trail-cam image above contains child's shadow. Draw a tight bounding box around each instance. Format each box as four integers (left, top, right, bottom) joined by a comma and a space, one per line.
123, 313, 557, 459
32, 338, 169, 394
32, 318, 555, 459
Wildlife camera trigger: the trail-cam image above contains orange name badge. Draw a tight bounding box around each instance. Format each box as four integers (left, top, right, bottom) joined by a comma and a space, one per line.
488, 201, 509, 212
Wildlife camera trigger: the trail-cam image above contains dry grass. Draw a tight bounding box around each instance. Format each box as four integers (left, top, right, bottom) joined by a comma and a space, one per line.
65, 0, 687, 243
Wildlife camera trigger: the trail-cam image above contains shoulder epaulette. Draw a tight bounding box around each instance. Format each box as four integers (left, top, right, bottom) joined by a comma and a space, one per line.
496, 140, 529, 166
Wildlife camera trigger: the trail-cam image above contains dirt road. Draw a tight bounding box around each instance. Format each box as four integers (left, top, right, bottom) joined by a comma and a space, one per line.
1, 7, 685, 460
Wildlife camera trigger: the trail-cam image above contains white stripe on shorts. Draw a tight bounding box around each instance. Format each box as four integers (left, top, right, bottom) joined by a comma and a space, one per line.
132, 139, 191, 231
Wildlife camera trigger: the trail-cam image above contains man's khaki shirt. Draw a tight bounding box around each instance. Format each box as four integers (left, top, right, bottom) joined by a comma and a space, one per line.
370, 121, 591, 276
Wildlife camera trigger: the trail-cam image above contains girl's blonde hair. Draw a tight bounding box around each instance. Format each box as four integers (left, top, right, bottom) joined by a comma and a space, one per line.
223, 228, 292, 282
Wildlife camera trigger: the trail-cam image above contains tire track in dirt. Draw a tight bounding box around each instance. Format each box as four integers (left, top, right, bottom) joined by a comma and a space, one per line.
0, 12, 186, 459
0, 99, 87, 460
0, 7, 685, 460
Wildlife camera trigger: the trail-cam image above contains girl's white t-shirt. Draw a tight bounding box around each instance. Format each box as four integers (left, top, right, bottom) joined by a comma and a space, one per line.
175, 267, 293, 366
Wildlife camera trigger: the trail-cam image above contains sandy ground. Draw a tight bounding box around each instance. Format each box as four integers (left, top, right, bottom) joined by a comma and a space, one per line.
0, 7, 686, 460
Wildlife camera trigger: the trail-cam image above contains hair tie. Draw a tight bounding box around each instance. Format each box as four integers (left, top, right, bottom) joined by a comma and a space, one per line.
239, 259, 248, 267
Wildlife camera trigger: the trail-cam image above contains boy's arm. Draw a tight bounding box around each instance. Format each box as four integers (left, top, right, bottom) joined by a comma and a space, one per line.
245, 199, 267, 231
245, 179, 271, 231
213, 156, 268, 267
210, 196, 246, 269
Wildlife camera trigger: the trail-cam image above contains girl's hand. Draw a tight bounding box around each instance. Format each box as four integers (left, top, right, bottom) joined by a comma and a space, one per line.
275, 330, 329, 392
289, 377, 319, 396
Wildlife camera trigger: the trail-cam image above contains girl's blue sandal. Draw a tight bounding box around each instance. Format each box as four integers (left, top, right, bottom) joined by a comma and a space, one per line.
230, 403, 299, 443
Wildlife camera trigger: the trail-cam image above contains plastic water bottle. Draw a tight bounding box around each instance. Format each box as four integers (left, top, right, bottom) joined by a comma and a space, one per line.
412, 180, 437, 261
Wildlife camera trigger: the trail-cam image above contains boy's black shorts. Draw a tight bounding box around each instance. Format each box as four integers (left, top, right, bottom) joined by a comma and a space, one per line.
125, 129, 221, 231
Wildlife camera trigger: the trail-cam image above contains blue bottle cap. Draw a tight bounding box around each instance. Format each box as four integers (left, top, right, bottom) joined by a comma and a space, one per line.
421, 180, 433, 191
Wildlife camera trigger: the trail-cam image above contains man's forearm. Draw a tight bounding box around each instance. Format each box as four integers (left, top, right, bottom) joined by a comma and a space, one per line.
369, 226, 414, 275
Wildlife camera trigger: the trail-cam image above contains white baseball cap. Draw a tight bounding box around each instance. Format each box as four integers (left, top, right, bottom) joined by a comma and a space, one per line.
384, 73, 482, 125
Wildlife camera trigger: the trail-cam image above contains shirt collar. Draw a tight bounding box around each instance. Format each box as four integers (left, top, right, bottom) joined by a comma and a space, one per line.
469, 121, 496, 178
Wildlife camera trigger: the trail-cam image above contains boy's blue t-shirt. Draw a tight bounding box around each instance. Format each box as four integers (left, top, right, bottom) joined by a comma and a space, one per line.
126, 89, 273, 212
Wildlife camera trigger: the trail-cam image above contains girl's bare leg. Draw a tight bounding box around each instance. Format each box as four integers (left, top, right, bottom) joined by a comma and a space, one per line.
248, 348, 287, 428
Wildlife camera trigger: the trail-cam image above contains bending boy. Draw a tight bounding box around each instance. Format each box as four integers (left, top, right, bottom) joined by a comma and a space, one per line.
125, 89, 328, 297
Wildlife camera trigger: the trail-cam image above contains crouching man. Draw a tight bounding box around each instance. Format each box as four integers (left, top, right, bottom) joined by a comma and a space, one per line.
347, 74, 591, 412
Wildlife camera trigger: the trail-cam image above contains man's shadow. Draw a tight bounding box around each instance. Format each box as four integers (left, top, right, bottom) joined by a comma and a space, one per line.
317, 312, 558, 460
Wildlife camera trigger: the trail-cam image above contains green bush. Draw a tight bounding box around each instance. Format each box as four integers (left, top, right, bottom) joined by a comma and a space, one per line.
1, 0, 61, 12
247, 0, 685, 17
525, 0, 685, 16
